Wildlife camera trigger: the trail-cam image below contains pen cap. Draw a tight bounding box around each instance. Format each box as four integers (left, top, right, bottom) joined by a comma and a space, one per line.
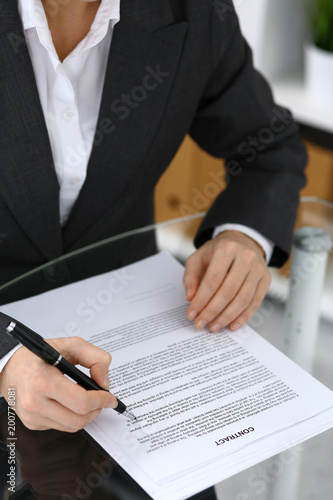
2, 317, 60, 365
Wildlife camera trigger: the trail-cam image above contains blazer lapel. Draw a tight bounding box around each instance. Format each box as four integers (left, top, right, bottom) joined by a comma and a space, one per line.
62, 0, 188, 249
0, 2, 63, 261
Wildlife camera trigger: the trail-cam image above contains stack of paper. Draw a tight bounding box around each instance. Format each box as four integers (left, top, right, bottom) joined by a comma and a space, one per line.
3, 252, 333, 500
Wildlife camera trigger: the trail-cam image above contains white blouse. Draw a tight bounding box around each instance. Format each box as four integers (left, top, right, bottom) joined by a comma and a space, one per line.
17, 0, 120, 226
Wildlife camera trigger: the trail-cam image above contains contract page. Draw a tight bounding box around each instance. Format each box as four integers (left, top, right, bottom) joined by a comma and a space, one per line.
2, 252, 333, 500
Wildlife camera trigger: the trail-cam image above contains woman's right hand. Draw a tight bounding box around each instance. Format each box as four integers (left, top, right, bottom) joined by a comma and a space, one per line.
0, 336, 117, 432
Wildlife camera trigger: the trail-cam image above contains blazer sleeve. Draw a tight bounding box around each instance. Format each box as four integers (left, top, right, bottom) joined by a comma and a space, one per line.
191, 6, 307, 267
0, 336, 19, 360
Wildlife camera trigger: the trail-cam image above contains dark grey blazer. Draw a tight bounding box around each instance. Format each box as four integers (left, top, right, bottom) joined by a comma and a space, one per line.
0, 0, 307, 355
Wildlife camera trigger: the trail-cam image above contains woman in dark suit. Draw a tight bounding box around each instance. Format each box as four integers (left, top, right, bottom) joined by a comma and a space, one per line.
0, 0, 307, 432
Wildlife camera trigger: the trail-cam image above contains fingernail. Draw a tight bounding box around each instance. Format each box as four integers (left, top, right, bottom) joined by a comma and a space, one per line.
230, 322, 241, 331
185, 288, 192, 300
103, 375, 110, 390
196, 319, 207, 330
211, 323, 221, 333
188, 310, 198, 321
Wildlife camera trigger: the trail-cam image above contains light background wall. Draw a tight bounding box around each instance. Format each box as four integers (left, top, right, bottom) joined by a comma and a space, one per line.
235, 0, 307, 81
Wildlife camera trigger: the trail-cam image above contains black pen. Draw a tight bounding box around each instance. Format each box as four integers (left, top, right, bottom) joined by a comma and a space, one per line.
0, 312, 136, 421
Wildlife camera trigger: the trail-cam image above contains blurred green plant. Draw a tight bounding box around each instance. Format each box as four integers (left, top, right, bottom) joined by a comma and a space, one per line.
306, 0, 333, 52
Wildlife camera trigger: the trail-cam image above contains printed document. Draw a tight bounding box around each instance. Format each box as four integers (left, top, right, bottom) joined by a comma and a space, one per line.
3, 252, 333, 500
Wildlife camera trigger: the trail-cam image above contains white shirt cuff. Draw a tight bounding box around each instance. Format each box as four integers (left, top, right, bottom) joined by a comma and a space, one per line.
0, 345, 22, 398
212, 223, 274, 264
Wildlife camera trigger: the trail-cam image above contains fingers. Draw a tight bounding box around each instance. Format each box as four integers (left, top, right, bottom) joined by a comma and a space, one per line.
184, 247, 234, 318
198, 271, 257, 332
0, 339, 117, 432
183, 250, 206, 301
16, 363, 117, 432
228, 272, 272, 331
17, 394, 103, 433
185, 231, 271, 332
43, 364, 117, 413
50, 337, 112, 390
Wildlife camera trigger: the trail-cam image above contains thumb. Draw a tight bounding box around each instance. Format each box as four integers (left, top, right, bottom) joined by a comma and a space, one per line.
90, 365, 110, 391
49, 337, 112, 390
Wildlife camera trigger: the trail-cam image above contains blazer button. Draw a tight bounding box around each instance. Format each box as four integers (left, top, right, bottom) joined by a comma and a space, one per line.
43, 264, 68, 284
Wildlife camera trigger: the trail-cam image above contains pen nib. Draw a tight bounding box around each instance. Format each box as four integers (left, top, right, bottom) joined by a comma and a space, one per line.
122, 409, 137, 421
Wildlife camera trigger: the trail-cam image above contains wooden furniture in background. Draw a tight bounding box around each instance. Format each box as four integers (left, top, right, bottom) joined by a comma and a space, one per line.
301, 141, 333, 202
154, 135, 225, 236
155, 136, 333, 241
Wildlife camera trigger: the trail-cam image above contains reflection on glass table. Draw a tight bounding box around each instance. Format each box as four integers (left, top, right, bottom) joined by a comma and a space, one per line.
0, 198, 332, 500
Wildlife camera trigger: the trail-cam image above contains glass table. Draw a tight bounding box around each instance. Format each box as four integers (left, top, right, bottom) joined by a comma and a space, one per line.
0, 199, 332, 500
